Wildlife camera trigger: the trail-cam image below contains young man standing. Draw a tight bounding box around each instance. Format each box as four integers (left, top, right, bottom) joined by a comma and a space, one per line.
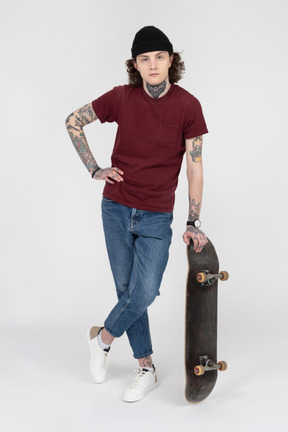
65, 26, 208, 402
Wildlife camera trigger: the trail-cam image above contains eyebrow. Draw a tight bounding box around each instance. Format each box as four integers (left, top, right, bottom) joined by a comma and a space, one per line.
138, 51, 166, 58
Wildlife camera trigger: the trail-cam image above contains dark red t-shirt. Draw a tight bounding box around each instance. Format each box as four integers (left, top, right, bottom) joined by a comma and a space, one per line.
91, 83, 208, 212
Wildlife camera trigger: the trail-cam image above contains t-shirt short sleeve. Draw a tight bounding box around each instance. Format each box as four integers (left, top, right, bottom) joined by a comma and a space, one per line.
183, 96, 208, 139
91, 86, 124, 124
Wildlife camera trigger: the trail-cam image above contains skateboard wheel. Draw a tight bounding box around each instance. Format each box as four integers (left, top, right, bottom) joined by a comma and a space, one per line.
194, 365, 205, 376
218, 361, 228, 371
219, 271, 229, 281
197, 272, 207, 283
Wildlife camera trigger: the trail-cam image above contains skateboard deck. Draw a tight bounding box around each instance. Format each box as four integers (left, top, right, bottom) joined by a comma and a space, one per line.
185, 237, 228, 403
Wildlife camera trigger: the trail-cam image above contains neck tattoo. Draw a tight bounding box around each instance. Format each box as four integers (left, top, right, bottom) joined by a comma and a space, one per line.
146, 79, 167, 98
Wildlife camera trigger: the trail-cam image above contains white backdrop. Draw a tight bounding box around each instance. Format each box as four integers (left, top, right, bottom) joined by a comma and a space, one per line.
1, 0, 287, 431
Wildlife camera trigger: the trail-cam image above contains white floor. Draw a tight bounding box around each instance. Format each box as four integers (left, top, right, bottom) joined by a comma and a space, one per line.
1, 324, 287, 432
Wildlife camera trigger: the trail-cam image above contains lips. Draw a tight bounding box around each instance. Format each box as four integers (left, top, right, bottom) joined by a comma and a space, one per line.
149, 73, 159, 76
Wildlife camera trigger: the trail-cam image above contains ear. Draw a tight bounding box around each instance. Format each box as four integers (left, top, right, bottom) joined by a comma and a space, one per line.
169, 54, 174, 67
133, 60, 137, 70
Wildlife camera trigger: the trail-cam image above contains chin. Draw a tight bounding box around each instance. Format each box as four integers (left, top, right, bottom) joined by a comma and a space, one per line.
147, 76, 163, 85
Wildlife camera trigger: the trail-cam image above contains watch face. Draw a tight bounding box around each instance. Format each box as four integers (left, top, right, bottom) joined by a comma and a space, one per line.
194, 219, 201, 228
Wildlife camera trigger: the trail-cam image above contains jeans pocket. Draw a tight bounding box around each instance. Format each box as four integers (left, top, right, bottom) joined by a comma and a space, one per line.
161, 211, 174, 222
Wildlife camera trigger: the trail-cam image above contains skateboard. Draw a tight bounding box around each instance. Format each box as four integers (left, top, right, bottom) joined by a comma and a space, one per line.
185, 237, 229, 403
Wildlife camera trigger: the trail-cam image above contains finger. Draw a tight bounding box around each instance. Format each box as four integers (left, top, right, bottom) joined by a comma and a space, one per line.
199, 236, 208, 249
105, 178, 114, 184
196, 237, 208, 253
111, 172, 123, 182
183, 237, 189, 245
107, 171, 118, 182
195, 239, 204, 253
113, 167, 124, 175
196, 243, 203, 253
193, 236, 199, 251
182, 233, 190, 245
198, 235, 206, 246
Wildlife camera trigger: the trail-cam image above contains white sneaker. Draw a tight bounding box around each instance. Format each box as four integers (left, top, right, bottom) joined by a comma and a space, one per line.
122, 367, 158, 402
87, 326, 110, 384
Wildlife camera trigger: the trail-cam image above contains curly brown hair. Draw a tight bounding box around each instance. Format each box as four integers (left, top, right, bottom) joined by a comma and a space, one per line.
125, 52, 185, 87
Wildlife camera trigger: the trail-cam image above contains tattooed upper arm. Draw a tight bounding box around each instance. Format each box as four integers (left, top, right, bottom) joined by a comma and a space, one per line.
65, 102, 98, 129
185, 136, 203, 163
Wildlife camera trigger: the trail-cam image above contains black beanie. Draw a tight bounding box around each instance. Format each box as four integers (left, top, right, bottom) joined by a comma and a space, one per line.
131, 26, 173, 59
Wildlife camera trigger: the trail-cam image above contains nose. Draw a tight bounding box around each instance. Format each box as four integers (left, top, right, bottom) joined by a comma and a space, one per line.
150, 59, 156, 69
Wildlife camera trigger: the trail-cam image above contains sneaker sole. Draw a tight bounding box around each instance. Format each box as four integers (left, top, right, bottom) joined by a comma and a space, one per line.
122, 379, 158, 403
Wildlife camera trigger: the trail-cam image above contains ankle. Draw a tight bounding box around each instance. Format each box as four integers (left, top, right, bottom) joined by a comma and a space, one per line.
138, 356, 153, 369
100, 328, 115, 345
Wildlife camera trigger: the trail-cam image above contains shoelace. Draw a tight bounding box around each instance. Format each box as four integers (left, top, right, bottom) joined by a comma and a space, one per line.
128, 368, 151, 390
96, 349, 109, 370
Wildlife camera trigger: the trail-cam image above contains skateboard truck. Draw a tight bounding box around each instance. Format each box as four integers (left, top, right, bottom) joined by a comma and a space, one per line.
194, 355, 228, 376
196, 270, 229, 286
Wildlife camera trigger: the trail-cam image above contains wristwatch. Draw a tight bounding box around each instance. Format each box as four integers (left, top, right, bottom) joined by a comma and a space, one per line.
186, 219, 201, 228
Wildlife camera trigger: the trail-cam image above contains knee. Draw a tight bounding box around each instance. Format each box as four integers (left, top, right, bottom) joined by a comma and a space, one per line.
132, 284, 160, 311
115, 282, 129, 299
145, 287, 160, 306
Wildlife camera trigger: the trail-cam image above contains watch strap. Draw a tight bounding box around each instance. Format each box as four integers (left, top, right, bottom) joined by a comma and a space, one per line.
186, 219, 201, 227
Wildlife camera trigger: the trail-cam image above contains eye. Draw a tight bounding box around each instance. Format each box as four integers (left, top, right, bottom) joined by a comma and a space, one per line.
158, 56, 163, 60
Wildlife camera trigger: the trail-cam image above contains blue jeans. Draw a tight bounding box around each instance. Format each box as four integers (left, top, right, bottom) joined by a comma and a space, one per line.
101, 197, 173, 359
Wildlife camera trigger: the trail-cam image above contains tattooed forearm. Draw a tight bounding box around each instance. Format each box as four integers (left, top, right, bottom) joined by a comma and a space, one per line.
188, 197, 201, 221
65, 103, 99, 174
189, 136, 203, 162
66, 126, 98, 173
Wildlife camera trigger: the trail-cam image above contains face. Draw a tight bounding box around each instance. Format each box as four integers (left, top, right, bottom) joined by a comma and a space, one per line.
133, 51, 173, 85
